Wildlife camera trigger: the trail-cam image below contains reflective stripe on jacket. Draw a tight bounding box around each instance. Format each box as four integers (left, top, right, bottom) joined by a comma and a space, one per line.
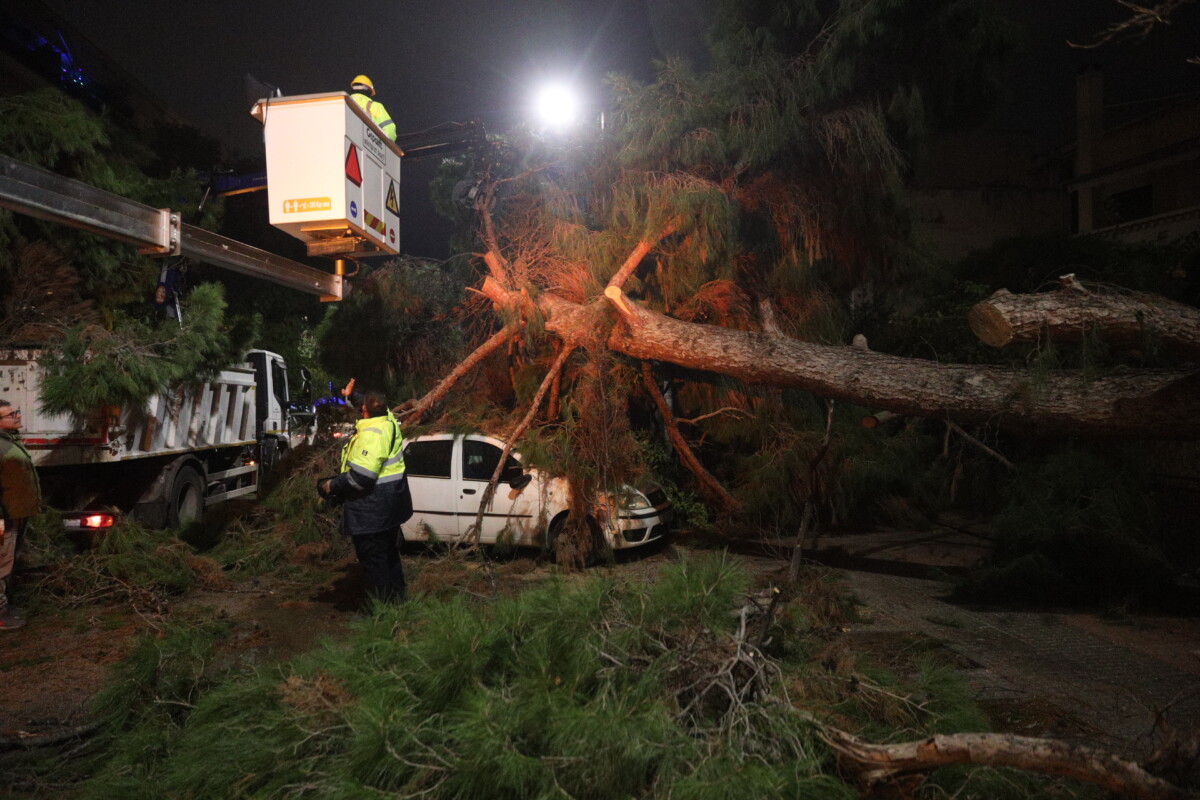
331, 410, 411, 535
350, 92, 397, 141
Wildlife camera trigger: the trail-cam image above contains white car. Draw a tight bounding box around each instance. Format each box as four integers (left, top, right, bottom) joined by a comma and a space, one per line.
400, 433, 673, 551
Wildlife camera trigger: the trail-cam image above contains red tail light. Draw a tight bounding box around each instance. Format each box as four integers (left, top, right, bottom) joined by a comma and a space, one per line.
81, 513, 115, 529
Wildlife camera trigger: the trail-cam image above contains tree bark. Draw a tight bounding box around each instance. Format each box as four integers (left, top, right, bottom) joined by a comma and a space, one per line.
401, 325, 513, 424
607, 220, 679, 290
968, 279, 1200, 357
601, 289, 1200, 438
822, 728, 1187, 800
479, 280, 1200, 437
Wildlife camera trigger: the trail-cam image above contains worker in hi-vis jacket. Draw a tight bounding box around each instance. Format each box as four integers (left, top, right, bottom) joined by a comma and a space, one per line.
349, 74, 396, 141
319, 387, 411, 603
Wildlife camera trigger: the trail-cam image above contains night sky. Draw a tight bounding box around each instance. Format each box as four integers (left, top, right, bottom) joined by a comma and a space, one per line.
32, 0, 1200, 258
39, 0, 668, 154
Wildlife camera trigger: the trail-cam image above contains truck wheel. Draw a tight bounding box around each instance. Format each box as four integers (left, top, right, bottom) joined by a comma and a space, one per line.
261, 437, 288, 473
168, 466, 204, 528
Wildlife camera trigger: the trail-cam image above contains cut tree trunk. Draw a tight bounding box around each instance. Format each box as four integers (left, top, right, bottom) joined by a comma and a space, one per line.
968, 278, 1200, 357
479, 279, 1200, 438
605, 289, 1200, 438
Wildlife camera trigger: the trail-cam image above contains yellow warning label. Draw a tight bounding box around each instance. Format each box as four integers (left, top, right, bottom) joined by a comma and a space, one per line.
283, 197, 333, 214
385, 180, 399, 216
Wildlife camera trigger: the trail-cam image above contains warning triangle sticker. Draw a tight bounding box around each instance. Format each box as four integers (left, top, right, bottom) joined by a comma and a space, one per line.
385, 180, 399, 217
345, 143, 363, 187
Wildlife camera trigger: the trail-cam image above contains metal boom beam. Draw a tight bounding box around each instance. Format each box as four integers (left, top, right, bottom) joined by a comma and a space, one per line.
0, 155, 341, 300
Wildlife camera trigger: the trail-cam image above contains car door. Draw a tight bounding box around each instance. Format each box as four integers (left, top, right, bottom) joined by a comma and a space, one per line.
458, 436, 544, 545
400, 435, 460, 542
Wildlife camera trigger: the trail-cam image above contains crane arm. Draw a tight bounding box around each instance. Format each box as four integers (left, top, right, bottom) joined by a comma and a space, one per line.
0, 154, 342, 300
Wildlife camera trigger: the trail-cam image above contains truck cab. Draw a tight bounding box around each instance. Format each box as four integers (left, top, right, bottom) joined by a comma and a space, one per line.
247, 350, 313, 468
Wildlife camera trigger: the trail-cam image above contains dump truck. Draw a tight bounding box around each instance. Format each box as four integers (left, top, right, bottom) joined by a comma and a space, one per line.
0, 93, 417, 530
0, 348, 311, 530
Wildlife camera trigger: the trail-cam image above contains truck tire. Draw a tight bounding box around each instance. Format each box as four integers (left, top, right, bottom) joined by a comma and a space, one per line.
168, 466, 205, 528
261, 437, 288, 473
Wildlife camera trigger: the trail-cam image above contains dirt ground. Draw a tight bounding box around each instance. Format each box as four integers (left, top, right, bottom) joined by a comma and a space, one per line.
2, 533, 1199, 765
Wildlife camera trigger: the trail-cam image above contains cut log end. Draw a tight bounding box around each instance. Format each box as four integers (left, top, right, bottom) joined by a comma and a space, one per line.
966, 302, 1015, 348
604, 285, 634, 316
862, 410, 899, 428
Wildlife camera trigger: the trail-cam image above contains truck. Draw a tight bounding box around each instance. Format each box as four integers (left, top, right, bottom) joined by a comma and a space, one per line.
0, 92, 457, 530
0, 348, 312, 530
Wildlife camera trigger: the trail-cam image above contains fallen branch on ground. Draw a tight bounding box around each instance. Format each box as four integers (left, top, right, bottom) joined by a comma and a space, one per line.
819, 727, 1188, 799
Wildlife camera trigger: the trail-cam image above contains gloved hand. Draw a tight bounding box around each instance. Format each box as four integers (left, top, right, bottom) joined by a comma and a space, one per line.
316, 476, 345, 506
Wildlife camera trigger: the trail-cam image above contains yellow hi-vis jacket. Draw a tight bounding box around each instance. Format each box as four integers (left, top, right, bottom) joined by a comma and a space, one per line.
331, 410, 411, 534
350, 92, 397, 141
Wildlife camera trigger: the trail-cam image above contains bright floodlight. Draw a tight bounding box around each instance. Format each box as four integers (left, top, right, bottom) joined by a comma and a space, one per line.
533, 82, 580, 129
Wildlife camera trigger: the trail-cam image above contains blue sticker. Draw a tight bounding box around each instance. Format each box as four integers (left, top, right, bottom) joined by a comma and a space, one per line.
349, 201, 358, 218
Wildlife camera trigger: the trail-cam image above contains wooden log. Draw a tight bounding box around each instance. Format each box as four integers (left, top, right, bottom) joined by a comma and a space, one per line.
968, 278, 1200, 357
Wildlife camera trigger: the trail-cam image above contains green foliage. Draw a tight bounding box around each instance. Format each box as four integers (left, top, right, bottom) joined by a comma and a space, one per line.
53, 553, 1072, 798
83, 620, 229, 797
644, 550, 752, 630
36, 283, 249, 416
636, 432, 711, 529
316, 256, 472, 400
419, 0, 1019, 545
91, 521, 197, 594
33, 520, 197, 610
28, 445, 347, 616
711, 390, 993, 535
0, 89, 249, 416
958, 448, 1173, 605
0, 90, 222, 304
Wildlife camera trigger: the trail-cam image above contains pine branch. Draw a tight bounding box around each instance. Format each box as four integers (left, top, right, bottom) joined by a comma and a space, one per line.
606, 218, 680, 290
399, 326, 514, 424
462, 343, 574, 548
640, 359, 739, 511
1068, 0, 1193, 48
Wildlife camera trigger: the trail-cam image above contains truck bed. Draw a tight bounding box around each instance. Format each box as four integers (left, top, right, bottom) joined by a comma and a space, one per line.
0, 349, 258, 467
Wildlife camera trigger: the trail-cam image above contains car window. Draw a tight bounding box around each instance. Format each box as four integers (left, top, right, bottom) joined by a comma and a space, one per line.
462, 439, 521, 481
404, 439, 453, 478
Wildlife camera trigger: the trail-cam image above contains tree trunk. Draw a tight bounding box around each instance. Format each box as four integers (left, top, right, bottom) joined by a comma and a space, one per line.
605, 289, 1200, 438
479, 279, 1200, 438
968, 279, 1200, 357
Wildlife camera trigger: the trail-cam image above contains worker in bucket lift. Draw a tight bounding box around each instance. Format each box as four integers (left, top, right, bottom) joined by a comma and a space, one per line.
349, 74, 396, 141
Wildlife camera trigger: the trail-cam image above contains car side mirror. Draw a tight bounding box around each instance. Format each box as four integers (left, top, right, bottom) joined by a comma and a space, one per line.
508, 473, 532, 491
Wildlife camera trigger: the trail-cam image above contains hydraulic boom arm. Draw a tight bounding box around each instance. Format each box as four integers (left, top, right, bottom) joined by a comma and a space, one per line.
0, 154, 342, 300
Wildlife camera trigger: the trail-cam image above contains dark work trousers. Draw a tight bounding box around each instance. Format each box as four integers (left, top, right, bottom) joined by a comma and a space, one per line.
351, 526, 406, 603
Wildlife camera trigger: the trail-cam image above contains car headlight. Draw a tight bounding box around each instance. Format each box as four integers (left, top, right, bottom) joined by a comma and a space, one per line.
623, 490, 651, 511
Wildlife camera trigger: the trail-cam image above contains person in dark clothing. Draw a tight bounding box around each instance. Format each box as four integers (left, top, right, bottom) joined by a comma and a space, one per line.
0, 400, 40, 631
320, 390, 412, 603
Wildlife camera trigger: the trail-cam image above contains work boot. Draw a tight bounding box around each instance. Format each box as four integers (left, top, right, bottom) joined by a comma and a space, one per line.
0, 609, 26, 631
